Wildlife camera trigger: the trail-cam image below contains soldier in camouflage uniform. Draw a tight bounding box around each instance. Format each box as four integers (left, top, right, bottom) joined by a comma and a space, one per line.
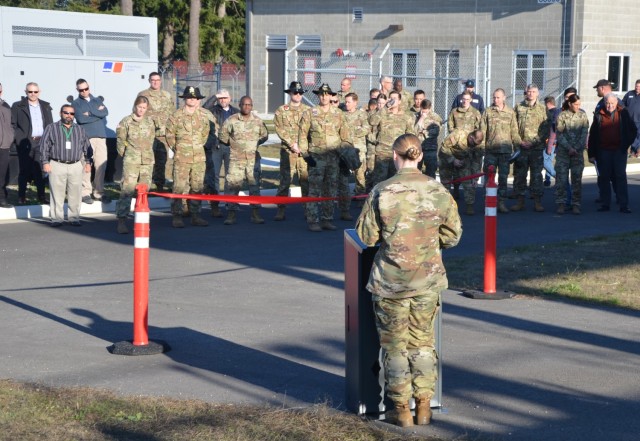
554, 94, 589, 215
445, 91, 482, 199
115, 96, 157, 234
273, 81, 310, 221
298, 83, 353, 232
335, 77, 352, 109
439, 129, 484, 215
137, 72, 174, 191
218, 96, 268, 225
414, 99, 442, 178
356, 134, 462, 428
393, 79, 414, 114
512, 84, 550, 212
340, 92, 369, 218
368, 91, 416, 189
165, 86, 211, 228
410, 90, 426, 114
481, 88, 522, 213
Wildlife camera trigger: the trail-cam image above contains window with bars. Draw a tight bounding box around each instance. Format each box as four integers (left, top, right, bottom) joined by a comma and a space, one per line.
392, 51, 418, 87
515, 52, 546, 92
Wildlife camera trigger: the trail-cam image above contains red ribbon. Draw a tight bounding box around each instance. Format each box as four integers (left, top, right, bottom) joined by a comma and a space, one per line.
447, 172, 486, 185
147, 192, 369, 205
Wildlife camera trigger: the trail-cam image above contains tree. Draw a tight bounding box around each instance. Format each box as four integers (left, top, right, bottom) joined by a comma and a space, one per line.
187, 0, 201, 76
120, 0, 132, 15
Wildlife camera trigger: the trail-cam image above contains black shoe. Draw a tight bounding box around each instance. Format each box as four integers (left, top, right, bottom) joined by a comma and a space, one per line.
51, 221, 63, 227
100, 195, 112, 204
70, 220, 82, 226
620, 207, 632, 214
595, 198, 602, 203
597, 206, 610, 212
18, 197, 27, 204
82, 196, 94, 204
0, 202, 13, 208
38, 196, 49, 205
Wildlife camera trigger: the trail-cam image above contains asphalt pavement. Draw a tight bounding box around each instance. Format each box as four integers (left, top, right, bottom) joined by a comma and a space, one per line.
1, 173, 640, 441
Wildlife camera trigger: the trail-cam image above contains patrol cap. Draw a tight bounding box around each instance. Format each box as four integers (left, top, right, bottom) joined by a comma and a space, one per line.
464, 79, 475, 88
593, 79, 610, 88
313, 83, 337, 96
285, 81, 305, 94
179, 86, 205, 99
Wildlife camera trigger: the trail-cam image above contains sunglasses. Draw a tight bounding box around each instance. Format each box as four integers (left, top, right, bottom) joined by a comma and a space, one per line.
27, 90, 39, 94
330, 100, 339, 104
62, 111, 75, 115
77, 87, 89, 92
291, 91, 303, 95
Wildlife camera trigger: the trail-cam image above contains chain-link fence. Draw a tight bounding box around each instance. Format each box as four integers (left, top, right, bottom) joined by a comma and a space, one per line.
285, 44, 582, 130
285, 45, 491, 129
158, 63, 247, 109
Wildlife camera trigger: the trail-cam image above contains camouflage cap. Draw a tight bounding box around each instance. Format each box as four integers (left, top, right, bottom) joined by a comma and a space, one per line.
284, 81, 305, 94
313, 83, 336, 96
179, 86, 205, 99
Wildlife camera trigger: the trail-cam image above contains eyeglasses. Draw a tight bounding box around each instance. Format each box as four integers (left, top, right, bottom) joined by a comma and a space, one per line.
27, 90, 39, 94
62, 111, 75, 115
291, 91, 303, 95
77, 87, 89, 92
330, 100, 339, 104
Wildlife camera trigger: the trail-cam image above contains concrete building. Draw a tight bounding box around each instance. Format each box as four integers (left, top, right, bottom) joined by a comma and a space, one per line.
245, 0, 640, 119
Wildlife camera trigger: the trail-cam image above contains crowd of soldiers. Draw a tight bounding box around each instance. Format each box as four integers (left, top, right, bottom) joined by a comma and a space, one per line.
4, 72, 638, 231
118, 74, 640, 234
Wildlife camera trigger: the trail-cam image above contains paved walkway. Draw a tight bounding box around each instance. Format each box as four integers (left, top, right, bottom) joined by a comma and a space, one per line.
1, 173, 639, 441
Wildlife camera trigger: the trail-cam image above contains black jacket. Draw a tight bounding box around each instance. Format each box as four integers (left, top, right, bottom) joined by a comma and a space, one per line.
588, 105, 637, 158
11, 97, 54, 150
204, 102, 239, 150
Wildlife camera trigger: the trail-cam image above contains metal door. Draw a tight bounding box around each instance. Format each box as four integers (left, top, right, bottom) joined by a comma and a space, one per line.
267, 49, 285, 112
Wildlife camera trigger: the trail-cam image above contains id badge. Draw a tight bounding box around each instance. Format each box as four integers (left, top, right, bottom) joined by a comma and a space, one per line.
65, 141, 71, 150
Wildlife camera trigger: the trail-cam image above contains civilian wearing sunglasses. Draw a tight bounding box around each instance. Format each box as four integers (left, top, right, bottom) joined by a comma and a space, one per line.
10, 82, 53, 205
40, 104, 93, 226
272, 81, 311, 221
72, 78, 110, 205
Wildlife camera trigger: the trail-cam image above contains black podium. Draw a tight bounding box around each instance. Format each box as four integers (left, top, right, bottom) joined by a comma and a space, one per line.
344, 229, 442, 416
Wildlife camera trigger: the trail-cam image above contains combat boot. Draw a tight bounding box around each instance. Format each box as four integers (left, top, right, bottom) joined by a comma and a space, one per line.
388, 402, 414, 428
274, 206, 286, 221
191, 214, 209, 226
223, 211, 237, 225
415, 396, 432, 425
251, 208, 265, 224
534, 196, 545, 212
340, 210, 353, 221
498, 200, 509, 214
116, 218, 129, 234
308, 222, 322, 232
320, 220, 337, 230
510, 196, 525, 212
210, 203, 223, 218
465, 204, 474, 216
556, 204, 565, 215
572, 205, 581, 215
172, 215, 185, 228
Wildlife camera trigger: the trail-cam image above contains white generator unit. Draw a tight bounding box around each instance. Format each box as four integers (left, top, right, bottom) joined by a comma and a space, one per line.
0, 6, 158, 137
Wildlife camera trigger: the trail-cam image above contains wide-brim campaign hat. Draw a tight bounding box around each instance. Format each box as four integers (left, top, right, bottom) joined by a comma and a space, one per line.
179, 86, 205, 99
284, 81, 305, 94
313, 83, 336, 96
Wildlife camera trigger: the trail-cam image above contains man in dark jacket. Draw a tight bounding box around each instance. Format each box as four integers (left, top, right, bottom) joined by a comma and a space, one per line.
203, 89, 239, 217
0, 83, 14, 208
11, 82, 53, 205
588, 93, 637, 213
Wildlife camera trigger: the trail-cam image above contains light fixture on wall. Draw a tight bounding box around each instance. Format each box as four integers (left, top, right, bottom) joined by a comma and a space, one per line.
388, 24, 404, 32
